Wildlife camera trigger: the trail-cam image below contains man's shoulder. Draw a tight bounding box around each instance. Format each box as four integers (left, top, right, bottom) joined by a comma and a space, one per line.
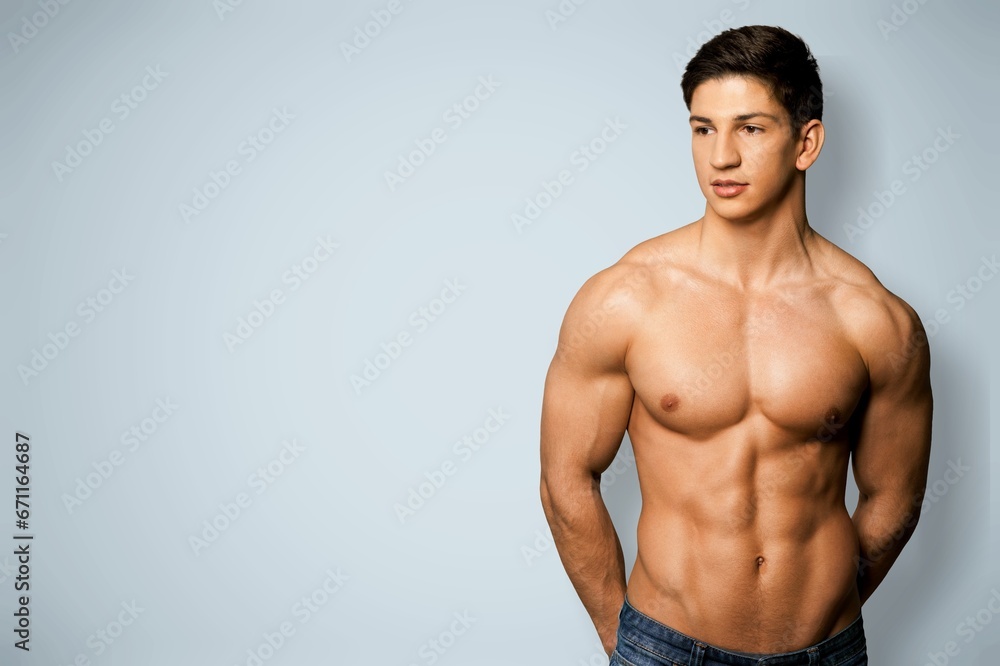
558, 228, 692, 360
820, 241, 927, 377
620, 223, 694, 265
819, 240, 915, 323
597, 225, 693, 284
575, 226, 690, 306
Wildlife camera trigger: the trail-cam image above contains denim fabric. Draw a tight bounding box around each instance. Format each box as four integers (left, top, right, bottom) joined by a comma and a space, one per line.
611, 595, 867, 666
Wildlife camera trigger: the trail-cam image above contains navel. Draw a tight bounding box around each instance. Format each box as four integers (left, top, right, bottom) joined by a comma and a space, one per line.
660, 393, 681, 412
756, 556, 765, 567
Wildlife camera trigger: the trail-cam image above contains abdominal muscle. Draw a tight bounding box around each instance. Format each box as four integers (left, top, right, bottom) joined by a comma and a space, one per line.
623, 423, 863, 654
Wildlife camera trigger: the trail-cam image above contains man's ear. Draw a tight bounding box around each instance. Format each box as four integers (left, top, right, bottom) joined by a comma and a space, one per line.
795, 119, 824, 171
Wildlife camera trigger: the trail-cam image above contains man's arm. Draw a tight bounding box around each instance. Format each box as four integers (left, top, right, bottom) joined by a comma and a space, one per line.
539, 264, 642, 656
850, 293, 933, 606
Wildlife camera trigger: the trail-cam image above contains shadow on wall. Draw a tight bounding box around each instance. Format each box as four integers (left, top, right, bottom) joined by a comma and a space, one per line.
910, 346, 992, 619
806, 57, 885, 247
602, 433, 641, 579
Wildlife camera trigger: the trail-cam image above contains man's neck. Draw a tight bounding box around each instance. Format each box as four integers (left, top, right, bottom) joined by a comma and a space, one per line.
694, 198, 815, 292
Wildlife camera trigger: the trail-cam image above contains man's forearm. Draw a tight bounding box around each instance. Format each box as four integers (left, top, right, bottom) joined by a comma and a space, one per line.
541, 476, 626, 655
852, 493, 921, 605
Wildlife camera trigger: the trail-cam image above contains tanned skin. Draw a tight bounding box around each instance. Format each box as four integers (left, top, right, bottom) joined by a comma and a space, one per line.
539, 75, 933, 656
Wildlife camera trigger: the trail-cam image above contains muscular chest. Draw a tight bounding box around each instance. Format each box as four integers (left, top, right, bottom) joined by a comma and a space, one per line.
625, 285, 869, 439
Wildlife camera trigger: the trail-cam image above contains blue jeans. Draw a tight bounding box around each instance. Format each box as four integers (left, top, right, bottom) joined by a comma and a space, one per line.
611, 595, 868, 665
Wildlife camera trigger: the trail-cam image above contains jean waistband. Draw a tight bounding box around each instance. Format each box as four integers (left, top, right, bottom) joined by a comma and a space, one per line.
618, 595, 866, 665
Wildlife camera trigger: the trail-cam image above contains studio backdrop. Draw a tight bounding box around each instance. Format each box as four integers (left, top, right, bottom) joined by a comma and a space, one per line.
1, 0, 997, 664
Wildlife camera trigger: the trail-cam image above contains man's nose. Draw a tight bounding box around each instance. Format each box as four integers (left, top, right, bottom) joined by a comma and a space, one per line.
709, 133, 740, 170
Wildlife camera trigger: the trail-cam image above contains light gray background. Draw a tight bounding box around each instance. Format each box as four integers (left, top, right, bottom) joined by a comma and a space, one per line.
1, 0, 997, 664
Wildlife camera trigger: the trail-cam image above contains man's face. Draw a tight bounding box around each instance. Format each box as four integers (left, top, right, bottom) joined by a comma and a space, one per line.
688, 75, 802, 221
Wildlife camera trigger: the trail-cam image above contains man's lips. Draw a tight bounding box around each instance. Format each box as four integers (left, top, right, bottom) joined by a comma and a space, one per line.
711, 180, 748, 197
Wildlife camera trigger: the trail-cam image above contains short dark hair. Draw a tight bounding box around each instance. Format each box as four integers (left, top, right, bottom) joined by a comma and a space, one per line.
681, 25, 823, 134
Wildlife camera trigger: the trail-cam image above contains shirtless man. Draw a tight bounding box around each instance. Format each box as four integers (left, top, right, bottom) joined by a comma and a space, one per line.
539, 26, 933, 665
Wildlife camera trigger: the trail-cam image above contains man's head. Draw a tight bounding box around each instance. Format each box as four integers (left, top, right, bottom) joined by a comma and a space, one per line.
681, 26, 825, 222
681, 25, 823, 137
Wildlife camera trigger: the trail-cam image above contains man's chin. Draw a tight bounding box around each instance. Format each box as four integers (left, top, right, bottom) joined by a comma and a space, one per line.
707, 199, 763, 223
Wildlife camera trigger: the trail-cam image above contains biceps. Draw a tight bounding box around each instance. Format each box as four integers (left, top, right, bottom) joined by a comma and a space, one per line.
540, 363, 635, 486
852, 388, 933, 500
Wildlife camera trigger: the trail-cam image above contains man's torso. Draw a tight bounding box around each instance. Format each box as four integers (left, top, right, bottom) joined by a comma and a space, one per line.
617, 224, 885, 653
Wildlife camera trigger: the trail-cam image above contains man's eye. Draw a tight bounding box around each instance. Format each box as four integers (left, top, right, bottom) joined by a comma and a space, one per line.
695, 127, 712, 135
745, 126, 763, 135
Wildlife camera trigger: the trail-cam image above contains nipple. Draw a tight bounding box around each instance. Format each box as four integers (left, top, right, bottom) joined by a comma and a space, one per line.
824, 407, 841, 425
660, 393, 681, 412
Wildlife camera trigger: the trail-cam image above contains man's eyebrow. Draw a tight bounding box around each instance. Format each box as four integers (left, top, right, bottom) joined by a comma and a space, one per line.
688, 112, 783, 124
